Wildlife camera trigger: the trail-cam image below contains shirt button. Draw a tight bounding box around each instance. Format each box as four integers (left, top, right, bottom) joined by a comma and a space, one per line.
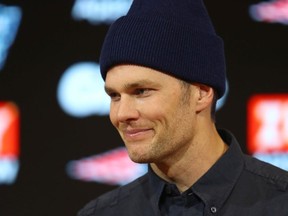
210, 206, 217, 214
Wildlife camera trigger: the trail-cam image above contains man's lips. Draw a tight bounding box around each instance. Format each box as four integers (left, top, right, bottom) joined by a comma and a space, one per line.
121, 128, 153, 140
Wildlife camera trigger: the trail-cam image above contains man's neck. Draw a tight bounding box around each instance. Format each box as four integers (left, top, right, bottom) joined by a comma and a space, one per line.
150, 127, 228, 193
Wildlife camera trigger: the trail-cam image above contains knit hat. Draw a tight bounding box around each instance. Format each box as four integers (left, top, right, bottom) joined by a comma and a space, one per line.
99, 0, 226, 98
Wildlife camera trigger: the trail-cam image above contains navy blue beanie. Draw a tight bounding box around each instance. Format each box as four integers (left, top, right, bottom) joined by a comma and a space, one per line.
100, 0, 226, 98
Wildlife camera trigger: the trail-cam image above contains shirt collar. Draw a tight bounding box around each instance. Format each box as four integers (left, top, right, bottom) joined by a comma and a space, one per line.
191, 129, 244, 211
147, 165, 166, 214
147, 129, 244, 212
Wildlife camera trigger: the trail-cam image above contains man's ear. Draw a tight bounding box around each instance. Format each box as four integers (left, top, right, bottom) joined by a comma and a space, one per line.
195, 84, 214, 112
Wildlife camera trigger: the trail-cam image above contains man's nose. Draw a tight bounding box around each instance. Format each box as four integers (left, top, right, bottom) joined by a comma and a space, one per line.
116, 97, 139, 122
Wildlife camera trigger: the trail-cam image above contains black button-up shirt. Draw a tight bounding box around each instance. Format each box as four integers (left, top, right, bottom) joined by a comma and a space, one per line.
159, 183, 204, 215
78, 129, 288, 216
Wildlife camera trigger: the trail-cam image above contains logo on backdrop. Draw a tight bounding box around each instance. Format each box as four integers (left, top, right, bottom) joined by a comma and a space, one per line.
72, 0, 132, 24
57, 62, 110, 117
66, 147, 147, 185
249, 0, 288, 25
0, 4, 22, 71
247, 94, 288, 171
0, 102, 20, 185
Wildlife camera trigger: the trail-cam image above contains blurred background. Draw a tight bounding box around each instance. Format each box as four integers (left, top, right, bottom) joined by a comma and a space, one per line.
1, 0, 288, 215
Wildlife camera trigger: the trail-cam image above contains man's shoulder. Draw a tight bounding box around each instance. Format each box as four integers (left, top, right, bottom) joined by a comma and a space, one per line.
77, 174, 149, 216
243, 154, 288, 191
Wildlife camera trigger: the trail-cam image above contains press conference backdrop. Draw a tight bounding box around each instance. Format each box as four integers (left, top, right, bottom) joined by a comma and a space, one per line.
0, 0, 288, 215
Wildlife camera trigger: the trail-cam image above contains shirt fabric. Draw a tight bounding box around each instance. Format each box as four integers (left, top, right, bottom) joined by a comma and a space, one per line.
159, 184, 204, 215
78, 129, 288, 216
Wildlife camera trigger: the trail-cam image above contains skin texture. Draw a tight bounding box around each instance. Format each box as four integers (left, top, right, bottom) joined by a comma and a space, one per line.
105, 64, 228, 192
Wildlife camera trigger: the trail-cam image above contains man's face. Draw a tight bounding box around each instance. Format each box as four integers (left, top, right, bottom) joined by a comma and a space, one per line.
105, 65, 198, 164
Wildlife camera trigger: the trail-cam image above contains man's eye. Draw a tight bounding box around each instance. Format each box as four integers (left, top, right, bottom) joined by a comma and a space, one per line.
109, 92, 120, 100
135, 89, 150, 95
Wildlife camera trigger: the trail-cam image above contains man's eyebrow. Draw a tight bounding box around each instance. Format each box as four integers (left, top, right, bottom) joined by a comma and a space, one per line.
105, 80, 159, 93
124, 80, 158, 88
104, 85, 114, 94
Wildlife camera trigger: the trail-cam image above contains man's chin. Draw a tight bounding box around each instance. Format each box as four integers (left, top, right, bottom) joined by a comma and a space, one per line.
128, 153, 151, 164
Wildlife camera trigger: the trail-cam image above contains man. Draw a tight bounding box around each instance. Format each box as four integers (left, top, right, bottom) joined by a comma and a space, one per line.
78, 0, 288, 215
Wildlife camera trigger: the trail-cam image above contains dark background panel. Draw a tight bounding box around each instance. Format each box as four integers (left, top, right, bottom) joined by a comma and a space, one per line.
0, 0, 287, 215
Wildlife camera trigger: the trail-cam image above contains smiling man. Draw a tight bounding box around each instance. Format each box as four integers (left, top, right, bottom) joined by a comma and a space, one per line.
78, 0, 288, 215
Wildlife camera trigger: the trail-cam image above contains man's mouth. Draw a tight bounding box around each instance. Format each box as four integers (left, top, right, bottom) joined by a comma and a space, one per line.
122, 128, 153, 141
